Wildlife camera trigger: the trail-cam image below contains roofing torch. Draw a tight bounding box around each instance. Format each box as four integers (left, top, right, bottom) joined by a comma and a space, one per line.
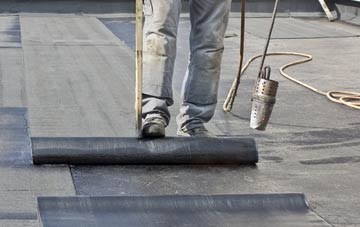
223, 0, 280, 131
250, 0, 280, 130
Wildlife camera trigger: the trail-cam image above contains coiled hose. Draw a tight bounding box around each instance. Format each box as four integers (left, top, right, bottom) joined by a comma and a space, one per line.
223, 0, 359, 112
223, 52, 360, 111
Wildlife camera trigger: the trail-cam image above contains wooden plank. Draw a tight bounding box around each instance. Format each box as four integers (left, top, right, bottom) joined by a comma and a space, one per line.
318, 0, 336, 21
135, 0, 143, 138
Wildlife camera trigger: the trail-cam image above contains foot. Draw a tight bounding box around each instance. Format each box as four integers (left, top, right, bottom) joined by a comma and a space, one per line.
177, 125, 213, 137
142, 117, 166, 138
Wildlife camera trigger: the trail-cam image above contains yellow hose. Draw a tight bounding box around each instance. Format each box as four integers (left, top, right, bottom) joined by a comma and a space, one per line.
223, 52, 360, 111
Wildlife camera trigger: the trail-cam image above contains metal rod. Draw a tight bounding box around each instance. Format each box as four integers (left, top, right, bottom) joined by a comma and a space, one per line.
257, 0, 280, 77
233, 0, 246, 98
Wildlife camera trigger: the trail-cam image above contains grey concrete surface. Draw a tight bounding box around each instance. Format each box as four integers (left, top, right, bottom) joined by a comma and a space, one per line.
0, 16, 21, 48
0, 11, 358, 227
243, 17, 359, 39
75, 15, 359, 227
0, 108, 74, 227
336, 1, 360, 26
0, 0, 324, 15
0, 1, 135, 14
0, 220, 38, 227
0, 15, 76, 225
0, 49, 26, 106
21, 15, 136, 137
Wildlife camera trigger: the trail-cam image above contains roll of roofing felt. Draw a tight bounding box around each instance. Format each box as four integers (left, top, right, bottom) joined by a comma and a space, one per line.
37, 194, 331, 227
31, 137, 258, 165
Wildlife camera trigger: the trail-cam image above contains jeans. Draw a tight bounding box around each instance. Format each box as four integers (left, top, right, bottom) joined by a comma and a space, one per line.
142, 0, 231, 130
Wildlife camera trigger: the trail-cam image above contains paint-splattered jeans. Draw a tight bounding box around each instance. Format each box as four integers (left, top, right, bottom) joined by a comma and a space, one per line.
142, 0, 231, 130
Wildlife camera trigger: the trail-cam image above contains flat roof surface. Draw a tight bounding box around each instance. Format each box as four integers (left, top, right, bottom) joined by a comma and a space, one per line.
0, 13, 359, 227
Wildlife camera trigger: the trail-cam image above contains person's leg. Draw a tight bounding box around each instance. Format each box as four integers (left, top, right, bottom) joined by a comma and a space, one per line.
177, 0, 231, 133
142, 0, 182, 126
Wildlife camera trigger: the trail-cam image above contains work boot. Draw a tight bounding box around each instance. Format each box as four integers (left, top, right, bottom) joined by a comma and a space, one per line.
177, 125, 213, 137
142, 117, 166, 138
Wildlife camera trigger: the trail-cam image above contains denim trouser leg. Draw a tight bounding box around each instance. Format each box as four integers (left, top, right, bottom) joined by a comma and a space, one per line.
142, 0, 182, 125
177, 0, 231, 130
142, 0, 231, 129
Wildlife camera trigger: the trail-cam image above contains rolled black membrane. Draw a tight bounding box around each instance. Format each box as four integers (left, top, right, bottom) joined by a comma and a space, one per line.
31, 137, 258, 165
37, 194, 331, 227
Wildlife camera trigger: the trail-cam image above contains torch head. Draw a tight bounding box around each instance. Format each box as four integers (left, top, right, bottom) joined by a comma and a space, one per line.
250, 66, 279, 131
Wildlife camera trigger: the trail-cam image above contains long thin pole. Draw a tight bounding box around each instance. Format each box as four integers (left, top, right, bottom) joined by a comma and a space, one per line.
257, 0, 279, 77
135, 0, 143, 138
222, 0, 246, 112
318, 0, 335, 21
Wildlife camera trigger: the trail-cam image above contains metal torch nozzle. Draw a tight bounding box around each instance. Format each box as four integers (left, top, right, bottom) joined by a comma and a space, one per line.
250, 66, 279, 131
